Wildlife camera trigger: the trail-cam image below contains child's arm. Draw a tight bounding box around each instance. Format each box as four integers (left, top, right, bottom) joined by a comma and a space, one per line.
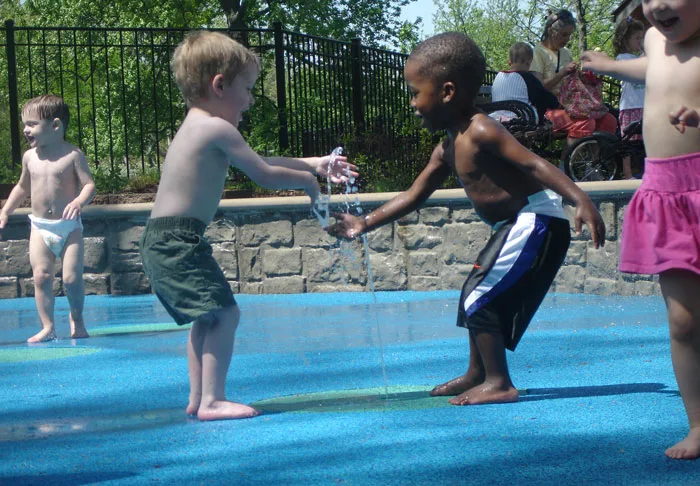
63, 150, 96, 220
263, 155, 359, 184
327, 143, 450, 238
475, 117, 606, 247
670, 106, 700, 134
580, 50, 647, 83
0, 155, 31, 238
216, 122, 320, 202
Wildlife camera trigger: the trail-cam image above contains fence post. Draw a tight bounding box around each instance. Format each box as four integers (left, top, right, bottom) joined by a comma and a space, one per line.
350, 38, 364, 134
5, 20, 21, 168
273, 22, 289, 152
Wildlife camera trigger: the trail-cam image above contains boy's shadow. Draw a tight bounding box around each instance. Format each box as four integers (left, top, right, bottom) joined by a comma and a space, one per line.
520, 382, 678, 401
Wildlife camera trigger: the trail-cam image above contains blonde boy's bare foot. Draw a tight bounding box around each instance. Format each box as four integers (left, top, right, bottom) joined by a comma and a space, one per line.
431, 374, 484, 396
448, 383, 519, 406
27, 328, 57, 343
69, 316, 89, 339
197, 401, 260, 421
665, 427, 700, 460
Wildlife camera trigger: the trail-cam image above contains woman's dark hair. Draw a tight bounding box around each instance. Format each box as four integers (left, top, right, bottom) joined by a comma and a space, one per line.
541, 9, 577, 42
613, 18, 645, 56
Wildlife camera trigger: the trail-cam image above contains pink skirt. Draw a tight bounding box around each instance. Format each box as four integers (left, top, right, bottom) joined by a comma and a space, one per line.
619, 151, 700, 275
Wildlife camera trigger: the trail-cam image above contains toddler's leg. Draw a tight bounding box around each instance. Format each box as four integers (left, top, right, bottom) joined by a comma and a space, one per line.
431, 331, 485, 396
27, 228, 57, 343
186, 320, 205, 415
194, 305, 259, 421
660, 270, 700, 460
61, 230, 88, 339
449, 330, 518, 406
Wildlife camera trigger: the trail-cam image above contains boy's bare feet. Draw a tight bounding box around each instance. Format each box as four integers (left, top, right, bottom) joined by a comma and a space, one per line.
430, 373, 485, 396
665, 427, 700, 460
448, 382, 519, 405
69, 315, 89, 339
197, 400, 260, 421
27, 328, 57, 343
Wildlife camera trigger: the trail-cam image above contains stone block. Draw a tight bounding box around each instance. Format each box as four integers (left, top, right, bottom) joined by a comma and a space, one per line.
408, 276, 441, 291
0, 277, 19, 298
419, 207, 450, 226
294, 218, 334, 248
205, 218, 237, 243
368, 252, 407, 290
112, 225, 144, 252
452, 208, 481, 223
564, 241, 587, 266
1, 240, 32, 277
585, 241, 619, 280
111, 272, 151, 295
438, 264, 472, 290
262, 276, 305, 294
84, 274, 110, 295
441, 222, 491, 265
397, 225, 442, 250
238, 248, 262, 281
397, 212, 419, 225
111, 251, 144, 273
213, 242, 239, 280
240, 281, 263, 294
408, 252, 439, 277
598, 202, 617, 240
239, 219, 293, 248
303, 247, 364, 285
584, 277, 617, 295
228, 281, 240, 294
365, 224, 393, 252
84, 237, 107, 273
21, 277, 62, 297
307, 283, 365, 293
263, 248, 302, 277
553, 265, 585, 293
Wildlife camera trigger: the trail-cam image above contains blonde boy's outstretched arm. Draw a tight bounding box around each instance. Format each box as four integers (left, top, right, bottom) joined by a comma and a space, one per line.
580, 51, 647, 84
216, 122, 320, 202
263, 155, 359, 184
0, 155, 31, 237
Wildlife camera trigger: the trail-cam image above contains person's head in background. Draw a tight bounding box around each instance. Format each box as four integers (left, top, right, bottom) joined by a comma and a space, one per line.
541, 9, 577, 51
508, 42, 533, 71
613, 18, 646, 57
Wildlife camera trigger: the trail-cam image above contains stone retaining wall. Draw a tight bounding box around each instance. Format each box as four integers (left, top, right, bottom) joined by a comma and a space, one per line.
0, 182, 658, 299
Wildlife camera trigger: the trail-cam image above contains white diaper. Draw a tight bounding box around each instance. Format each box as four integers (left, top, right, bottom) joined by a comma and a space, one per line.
28, 215, 83, 257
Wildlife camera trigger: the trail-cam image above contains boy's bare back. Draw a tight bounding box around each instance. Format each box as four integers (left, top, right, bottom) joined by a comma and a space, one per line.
23, 141, 91, 219
150, 110, 233, 224
643, 28, 700, 158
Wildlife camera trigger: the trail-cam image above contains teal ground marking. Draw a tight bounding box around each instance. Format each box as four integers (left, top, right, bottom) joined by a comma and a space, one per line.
252, 385, 454, 413
89, 322, 191, 336
0, 347, 100, 363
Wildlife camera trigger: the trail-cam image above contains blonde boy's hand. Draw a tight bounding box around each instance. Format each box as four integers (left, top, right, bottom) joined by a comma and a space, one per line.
315, 155, 359, 184
669, 106, 700, 134
574, 202, 606, 249
327, 213, 366, 240
63, 200, 82, 220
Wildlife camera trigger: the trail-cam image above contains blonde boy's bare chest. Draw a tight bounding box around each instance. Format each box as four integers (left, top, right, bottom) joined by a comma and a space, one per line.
28, 155, 76, 184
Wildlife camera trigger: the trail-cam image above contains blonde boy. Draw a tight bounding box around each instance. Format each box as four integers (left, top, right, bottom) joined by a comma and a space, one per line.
140, 31, 356, 421
0, 95, 95, 342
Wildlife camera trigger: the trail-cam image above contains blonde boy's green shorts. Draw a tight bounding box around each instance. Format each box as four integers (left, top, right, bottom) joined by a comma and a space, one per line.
139, 216, 236, 325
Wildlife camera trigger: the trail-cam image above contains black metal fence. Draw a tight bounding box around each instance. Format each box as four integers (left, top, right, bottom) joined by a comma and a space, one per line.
0, 21, 620, 191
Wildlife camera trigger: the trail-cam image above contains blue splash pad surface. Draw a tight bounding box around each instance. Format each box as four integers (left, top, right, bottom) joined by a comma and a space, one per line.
0, 291, 698, 485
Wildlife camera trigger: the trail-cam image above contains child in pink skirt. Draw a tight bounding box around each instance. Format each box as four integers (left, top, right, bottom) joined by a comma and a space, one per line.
582, 0, 700, 460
